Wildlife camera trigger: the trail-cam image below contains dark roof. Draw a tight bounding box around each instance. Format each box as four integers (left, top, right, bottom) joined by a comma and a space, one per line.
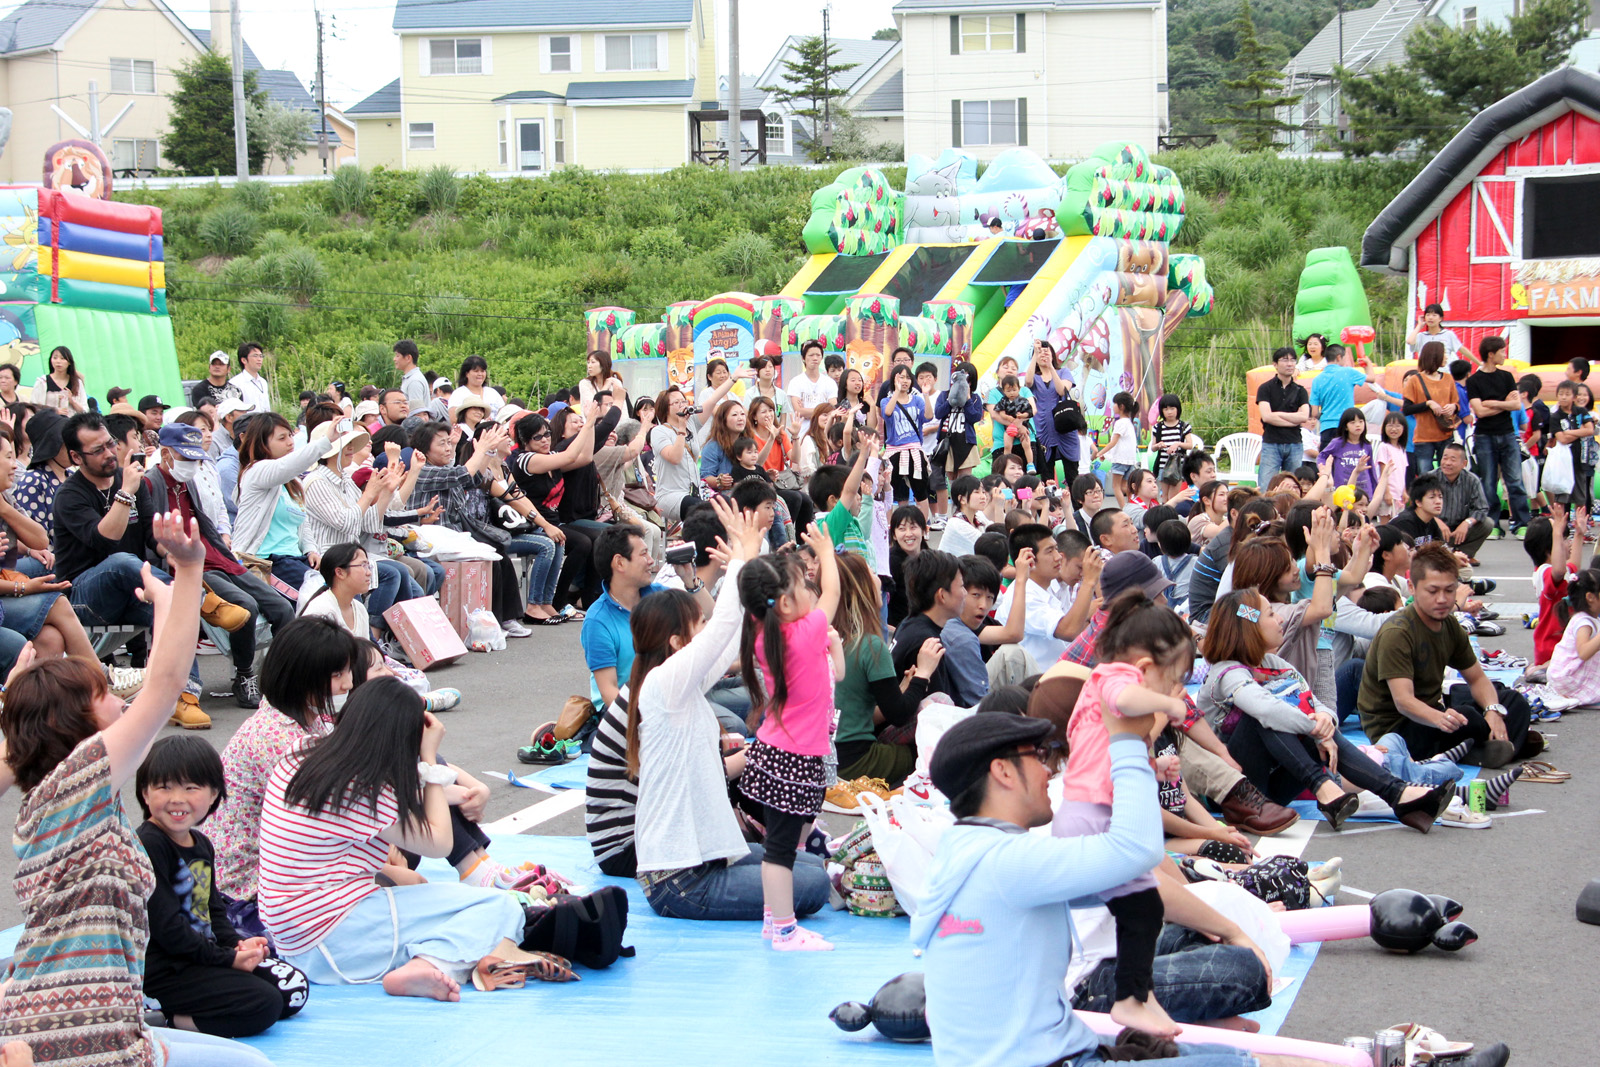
190, 27, 264, 71
856, 70, 902, 113
492, 90, 567, 102
0, 0, 94, 54
254, 69, 344, 146
1362, 67, 1600, 273
565, 78, 696, 101
347, 78, 402, 116
393, 0, 692, 31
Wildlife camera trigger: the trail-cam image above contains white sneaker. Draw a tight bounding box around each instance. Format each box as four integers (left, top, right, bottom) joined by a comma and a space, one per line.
502, 619, 534, 638
104, 665, 145, 699
928, 514, 948, 530
1439, 797, 1491, 829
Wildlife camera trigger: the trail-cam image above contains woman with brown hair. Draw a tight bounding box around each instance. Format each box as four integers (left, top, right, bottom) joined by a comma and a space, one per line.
1402, 340, 1459, 472
1228, 516, 1336, 689
797, 401, 836, 479
233, 412, 329, 591
699, 400, 750, 493
579, 350, 628, 410
1199, 588, 1454, 832
0, 515, 276, 1065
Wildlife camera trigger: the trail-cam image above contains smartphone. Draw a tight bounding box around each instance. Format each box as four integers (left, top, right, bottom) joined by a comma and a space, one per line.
129, 452, 146, 467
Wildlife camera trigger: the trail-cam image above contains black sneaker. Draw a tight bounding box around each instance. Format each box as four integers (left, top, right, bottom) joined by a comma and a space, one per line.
1469, 577, 1498, 595
232, 673, 261, 709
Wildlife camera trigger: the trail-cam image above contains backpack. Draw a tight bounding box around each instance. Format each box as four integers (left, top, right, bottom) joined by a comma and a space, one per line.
520, 885, 635, 969
1052, 395, 1087, 436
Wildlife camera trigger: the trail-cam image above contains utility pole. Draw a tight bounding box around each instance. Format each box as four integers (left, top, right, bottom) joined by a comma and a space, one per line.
821, 7, 832, 161
230, 0, 249, 178
728, 0, 740, 173
315, 6, 331, 173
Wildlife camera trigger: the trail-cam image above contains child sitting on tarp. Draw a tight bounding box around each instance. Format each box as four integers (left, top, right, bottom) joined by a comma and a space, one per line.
136, 736, 309, 1038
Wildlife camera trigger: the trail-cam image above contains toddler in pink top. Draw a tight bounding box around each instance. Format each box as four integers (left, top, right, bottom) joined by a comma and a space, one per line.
737, 525, 846, 952
1056, 590, 1195, 1038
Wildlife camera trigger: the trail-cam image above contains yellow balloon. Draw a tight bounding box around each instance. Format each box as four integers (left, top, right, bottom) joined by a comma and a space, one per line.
1331, 485, 1356, 511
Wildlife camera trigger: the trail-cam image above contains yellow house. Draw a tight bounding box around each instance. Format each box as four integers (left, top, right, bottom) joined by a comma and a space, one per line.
347, 0, 719, 172
893, 0, 1168, 161
0, 0, 355, 181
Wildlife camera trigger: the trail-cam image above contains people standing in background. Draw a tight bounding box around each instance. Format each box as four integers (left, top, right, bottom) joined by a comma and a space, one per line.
191, 351, 243, 410
1308, 345, 1379, 449
1405, 303, 1473, 366
579, 350, 629, 411
787, 341, 835, 439
230, 342, 271, 416
1297, 333, 1329, 374
1256, 347, 1310, 488
394, 339, 431, 415
450, 355, 504, 417
1466, 334, 1531, 539
1401, 341, 1459, 473
1023, 339, 1078, 486
31, 345, 88, 414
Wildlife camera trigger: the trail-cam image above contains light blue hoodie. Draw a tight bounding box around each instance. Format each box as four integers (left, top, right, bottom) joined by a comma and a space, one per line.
909, 736, 1164, 1067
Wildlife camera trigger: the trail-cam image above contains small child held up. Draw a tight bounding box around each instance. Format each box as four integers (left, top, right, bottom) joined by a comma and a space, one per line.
136, 736, 309, 1038
738, 525, 846, 951
1058, 589, 1195, 1037
994, 374, 1037, 473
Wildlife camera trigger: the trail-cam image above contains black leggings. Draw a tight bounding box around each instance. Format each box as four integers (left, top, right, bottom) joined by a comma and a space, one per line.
760, 806, 811, 871
553, 519, 611, 609
777, 487, 816, 535
1106, 886, 1164, 1002
889, 467, 930, 504
1225, 715, 1405, 807
403, 803, 491, 870
1040, 446, 1078, 487
145, 958, 308, 1038
471, 535, 525, 623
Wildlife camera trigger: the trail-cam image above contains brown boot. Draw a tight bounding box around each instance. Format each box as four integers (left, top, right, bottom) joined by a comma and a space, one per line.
1218, 778, 1298, 835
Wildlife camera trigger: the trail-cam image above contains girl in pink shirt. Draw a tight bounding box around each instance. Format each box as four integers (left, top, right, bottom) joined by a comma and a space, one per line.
737, 525, 845, 952
1058, 590, 1195, 1037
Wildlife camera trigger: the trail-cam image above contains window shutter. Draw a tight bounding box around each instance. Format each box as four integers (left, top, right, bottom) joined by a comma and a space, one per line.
952, 99, 962, 147
419, 39, 431, 76
540, 37, 550, 74
950, 15, 960, 53
1016, 14, 1025, 52
1017, 97, 1027, 146
657, 32, 669, 71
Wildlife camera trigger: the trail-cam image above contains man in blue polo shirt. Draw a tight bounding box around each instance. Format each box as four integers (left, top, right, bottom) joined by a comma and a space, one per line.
1308, 344, 1379, 449
580, 524, 663, 710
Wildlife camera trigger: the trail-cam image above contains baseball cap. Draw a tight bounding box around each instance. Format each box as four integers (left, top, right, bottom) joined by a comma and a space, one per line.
1100, 551, 1172, 603
137, 394, 169, 412
928, 713, 1053, 801
216, 397, 253, 422
157, 423, 206, 460
106, 386, 131, 404
208, 350, 230, 366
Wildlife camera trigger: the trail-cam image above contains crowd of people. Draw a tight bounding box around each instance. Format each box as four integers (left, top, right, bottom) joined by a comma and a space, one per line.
0, 331, 1554, 1067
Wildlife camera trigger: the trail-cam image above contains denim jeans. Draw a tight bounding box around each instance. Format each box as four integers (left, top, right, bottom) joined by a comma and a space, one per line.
1335, 658, 1366, 726
1256, 440, 1302, 488
368, 557, 423, 624
202, 569, 295, 674
707, 676, 753, 736
1077, 1043, 1255, 1067
505, 533, 564, 605
1414, 439, 1447, 473
415, 555, 445, 595
1071, 923, 1270, 1023
641, 844, 829, 921
1474, 430, 1531, 529
1374, 732, 1460, 786
157, 1028, 274, 1067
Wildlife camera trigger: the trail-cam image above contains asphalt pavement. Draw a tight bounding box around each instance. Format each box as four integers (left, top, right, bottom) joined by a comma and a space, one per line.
0, 532, 1589, 1063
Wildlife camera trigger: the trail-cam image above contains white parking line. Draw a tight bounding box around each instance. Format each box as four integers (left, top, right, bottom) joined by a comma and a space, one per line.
483, 788, 586, 834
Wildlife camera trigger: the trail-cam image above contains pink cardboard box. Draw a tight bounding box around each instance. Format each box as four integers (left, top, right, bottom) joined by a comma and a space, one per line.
439, 559, 492, 639
383, 597, 467, 669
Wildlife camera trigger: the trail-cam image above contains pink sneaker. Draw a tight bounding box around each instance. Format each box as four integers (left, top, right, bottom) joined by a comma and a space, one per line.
771, 925, 834, 952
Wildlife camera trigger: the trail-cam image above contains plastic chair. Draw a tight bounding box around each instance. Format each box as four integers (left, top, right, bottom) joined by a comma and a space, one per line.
1215, 432, 1262, 486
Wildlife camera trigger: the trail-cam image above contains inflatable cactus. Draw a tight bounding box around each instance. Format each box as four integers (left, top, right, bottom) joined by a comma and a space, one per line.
922, 300, 975, 358
662, 300, 698, 352
1060, 143, 1187, 242
1292, 247, 1372, 345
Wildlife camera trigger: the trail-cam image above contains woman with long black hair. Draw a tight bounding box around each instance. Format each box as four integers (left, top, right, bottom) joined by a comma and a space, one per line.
30, 345, 88, 414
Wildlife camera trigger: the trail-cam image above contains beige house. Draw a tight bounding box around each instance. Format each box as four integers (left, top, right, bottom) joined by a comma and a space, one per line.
0, 0, 351, 182
346, 0, 718, 172
893, 0, 1168, 161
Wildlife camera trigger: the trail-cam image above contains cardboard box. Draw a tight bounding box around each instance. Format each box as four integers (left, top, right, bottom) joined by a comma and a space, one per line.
383, 598, 467, 669
439, 559, 492, 639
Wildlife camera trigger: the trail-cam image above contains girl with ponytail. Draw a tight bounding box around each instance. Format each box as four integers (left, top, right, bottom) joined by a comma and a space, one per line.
736, 523, 845, 952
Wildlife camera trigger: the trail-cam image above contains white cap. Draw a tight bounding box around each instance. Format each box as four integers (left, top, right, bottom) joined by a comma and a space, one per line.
216, 397, 254, 422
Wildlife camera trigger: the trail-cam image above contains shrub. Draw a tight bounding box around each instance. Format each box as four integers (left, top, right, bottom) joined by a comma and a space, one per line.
197, 205, 259, 257
232, 179, 273, 213
236, 290, 294, 347
715, 232, 773, 279
417, 165, 461, 215
357, 340, 399, 390
256, 229, 298, 257
425, 292, 469, 340
258, 246, 327, 304
312, 228, 377, 254
329, 164, 371, 215
480, 212, 518, 250
630, 225, 686, 261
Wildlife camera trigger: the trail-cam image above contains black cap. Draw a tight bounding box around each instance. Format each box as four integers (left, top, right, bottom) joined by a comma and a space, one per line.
137, 394, 168, 412
929, 713, 1053, 801
26, 409, 64, 469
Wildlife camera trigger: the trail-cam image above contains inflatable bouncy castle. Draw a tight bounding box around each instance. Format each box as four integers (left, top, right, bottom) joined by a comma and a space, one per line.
0, 183, 180, 404
589, 142, 1211, 446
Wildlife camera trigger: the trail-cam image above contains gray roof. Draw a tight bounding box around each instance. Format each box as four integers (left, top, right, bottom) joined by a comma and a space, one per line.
855, 69, 902, 113
1283, 0, 1431, 80
347, 78, 401, 116
565, 78, 696, 101
393, 0, 693, 31
492, 89, 567, 102
0, 0, 94, 54
190, 28, 265, 71
759, 37, 895, 96
254, 69, 344, 145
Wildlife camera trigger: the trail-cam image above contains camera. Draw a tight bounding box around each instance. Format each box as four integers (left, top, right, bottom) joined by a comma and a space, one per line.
665, 543, 696, 567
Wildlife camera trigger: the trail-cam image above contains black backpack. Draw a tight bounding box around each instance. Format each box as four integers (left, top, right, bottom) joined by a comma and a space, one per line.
1053, 395, 1087, 436
520, 885, 635, 969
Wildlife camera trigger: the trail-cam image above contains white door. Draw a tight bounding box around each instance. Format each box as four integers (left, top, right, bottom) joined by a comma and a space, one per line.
517, 120, 544, 171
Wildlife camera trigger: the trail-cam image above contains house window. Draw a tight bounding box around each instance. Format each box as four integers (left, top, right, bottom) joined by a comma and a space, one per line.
408, 122, 435, 150
429, 38, 483, 75
109, 58, 155, 94
603, 33, 660, 71
1460, 5, 1477, 29
959, 15, 1016, 53
961, 99, 1018, 145
110, 138, 158, 173
498, 120, 507, 167
554, 119, 565, 165
1525, 174, 1600, 258
549, 36, 572, 72
765, 111, 784, 148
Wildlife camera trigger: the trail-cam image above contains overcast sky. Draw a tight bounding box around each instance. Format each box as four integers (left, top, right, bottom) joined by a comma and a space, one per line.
25, 0, 900, 109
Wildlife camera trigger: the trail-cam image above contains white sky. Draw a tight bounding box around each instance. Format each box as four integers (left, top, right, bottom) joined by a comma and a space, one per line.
9, 0, 900, 110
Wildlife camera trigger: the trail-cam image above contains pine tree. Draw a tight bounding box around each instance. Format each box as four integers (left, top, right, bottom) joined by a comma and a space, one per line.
1217, 0, 1301, 152
162, 52, 266, 175
758, 36, 857, 163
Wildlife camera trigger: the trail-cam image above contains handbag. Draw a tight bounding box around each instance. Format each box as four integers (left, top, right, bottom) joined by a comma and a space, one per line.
928, 434, 951, 467
1543, 442, 1575, 495
1158, 449, 1185, 484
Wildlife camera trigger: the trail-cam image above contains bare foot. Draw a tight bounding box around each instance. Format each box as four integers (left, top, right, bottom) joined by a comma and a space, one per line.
1, 1043, 33, 1067
382, 957, 461, 1001
1203, 1016, 1261, 1033
1109, 995, 1182, 1038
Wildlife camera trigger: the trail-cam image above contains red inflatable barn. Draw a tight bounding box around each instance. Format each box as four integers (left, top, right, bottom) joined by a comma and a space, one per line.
1363, 68, 1600, 370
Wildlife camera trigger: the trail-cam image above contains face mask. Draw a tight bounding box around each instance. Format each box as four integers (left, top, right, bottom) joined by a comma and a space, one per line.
170, 458, 199, 483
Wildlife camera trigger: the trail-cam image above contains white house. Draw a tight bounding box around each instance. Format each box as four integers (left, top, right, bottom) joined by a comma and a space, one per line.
750, 36, 902, 164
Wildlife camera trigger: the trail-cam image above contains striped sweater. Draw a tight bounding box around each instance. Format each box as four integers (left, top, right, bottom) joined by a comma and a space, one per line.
585, 691, 639, 877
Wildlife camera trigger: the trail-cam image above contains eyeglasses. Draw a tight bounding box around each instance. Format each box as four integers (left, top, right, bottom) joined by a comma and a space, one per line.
74, 440, 117, 458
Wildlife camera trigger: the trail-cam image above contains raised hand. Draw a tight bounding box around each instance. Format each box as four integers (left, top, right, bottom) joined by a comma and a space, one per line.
4, 642, 36, 690
151, 512, 204, 568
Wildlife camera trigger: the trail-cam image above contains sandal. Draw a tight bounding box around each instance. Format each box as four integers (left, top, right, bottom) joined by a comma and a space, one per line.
521, 950, 579, 982
557, 605, 586, 623
1390, 1022, 1474, 1061
472, 957, 531, 991
1519, 760, 1570, 783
